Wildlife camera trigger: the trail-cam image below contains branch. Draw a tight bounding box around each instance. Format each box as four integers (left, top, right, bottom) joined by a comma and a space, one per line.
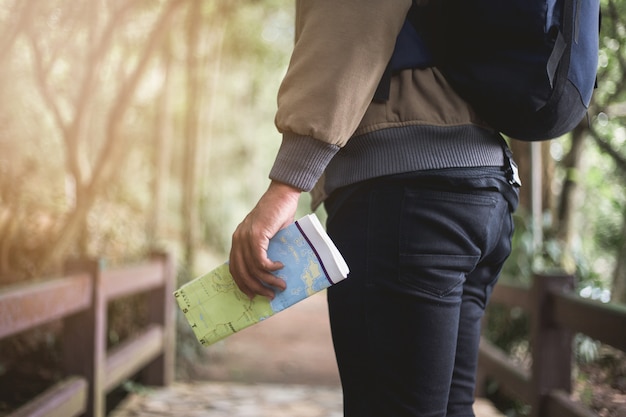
28, 35, 70, 139
64, 1, 139, 187
0, 0, 36, 64
600, 0, 626, 105
37, 0, 186, 272
89, 0, 186, 194
589, 126, 626, 176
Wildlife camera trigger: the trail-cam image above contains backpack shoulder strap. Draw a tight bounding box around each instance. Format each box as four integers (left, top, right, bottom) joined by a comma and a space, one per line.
374, 1, 436, 102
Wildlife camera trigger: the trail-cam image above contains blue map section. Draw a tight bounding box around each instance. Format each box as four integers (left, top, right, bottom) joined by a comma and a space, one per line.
266, 223, 331, 313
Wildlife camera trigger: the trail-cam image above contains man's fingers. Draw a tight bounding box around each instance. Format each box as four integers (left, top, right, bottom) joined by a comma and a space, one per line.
243, 278, 276, 300
261, 267, 287, 291
251, 247, 286, 291
229, 249, 284, 300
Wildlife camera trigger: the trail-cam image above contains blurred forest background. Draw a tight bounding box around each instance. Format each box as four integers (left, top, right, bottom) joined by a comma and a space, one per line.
0, 0, 297, 281
1, 0, 626, 415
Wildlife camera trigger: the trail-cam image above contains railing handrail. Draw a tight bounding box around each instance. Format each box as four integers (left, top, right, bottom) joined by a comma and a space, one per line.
551, 290, 626, 352
0, 272, 92, 340
0, 253, 175, 417
478, 273, 626, 417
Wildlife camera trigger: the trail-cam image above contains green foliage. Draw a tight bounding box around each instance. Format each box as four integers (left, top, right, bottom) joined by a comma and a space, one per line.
0, 0, 295, 277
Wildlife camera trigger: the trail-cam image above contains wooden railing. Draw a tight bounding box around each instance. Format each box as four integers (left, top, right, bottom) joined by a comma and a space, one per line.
476, 273, 626, 417
0, 252, 175, 417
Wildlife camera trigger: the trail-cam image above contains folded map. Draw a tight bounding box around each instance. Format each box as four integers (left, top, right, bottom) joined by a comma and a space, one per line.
174, 213, 349, 346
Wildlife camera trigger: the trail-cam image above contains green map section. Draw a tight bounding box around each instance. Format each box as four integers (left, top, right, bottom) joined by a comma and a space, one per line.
174, 263, 274, 345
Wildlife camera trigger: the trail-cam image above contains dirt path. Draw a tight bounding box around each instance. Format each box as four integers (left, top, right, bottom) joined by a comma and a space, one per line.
188, 291, 341, 386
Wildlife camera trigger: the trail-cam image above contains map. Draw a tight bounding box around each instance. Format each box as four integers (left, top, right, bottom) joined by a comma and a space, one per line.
174, 215, 347, 346
266, 223, 332, 313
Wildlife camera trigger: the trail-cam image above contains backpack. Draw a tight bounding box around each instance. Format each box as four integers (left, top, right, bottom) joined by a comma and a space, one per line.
376, 0, 601, 141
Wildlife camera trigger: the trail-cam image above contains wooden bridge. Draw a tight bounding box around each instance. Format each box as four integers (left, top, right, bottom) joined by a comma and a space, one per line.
1, 254, 625, 417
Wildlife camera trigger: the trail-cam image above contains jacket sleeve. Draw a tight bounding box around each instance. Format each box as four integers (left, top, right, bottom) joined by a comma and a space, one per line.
269, 0, 412, 191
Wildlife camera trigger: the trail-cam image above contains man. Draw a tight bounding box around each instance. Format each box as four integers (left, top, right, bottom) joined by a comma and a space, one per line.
229, 1, 519, 416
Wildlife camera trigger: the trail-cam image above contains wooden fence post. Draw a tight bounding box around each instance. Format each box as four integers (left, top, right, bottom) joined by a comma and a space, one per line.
529, 272, 575, 417
63, 258, 106, 417
141, 251, 176, 386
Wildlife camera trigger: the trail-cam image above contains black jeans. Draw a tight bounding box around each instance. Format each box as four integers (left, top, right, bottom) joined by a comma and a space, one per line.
325, 167, 519, 417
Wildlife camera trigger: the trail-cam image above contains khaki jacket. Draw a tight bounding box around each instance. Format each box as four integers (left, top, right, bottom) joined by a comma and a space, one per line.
270, 0, 501, 207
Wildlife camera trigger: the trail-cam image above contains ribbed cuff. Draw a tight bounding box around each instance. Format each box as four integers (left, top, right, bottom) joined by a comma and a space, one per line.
269, 133, 340, 192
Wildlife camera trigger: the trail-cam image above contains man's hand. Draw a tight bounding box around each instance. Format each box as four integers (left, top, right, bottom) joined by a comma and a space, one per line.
229, 181, 302, 300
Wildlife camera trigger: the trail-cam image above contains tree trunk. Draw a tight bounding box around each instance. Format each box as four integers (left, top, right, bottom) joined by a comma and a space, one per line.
612, 215, 626, 304
197, 13, 227, 248
556, 126, 586, 251
509, 139, 554, 214
181, 1, 203, 269
148, 43, 174, 244
541, 140, 555, 217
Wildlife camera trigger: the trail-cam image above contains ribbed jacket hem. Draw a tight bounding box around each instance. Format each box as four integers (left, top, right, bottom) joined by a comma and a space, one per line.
323, 124, 505, 196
